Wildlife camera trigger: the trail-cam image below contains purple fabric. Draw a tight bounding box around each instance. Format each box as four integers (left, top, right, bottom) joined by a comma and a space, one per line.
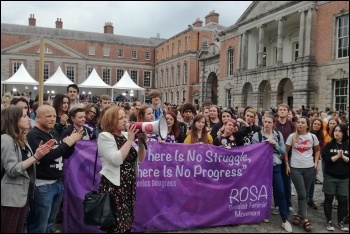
63, 141, 273, 233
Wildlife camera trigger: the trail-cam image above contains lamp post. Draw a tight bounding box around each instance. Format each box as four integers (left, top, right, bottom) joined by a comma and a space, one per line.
34, 86, 37, 97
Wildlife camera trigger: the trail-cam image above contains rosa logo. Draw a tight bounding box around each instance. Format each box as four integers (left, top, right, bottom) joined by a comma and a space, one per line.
145, 124, 153, 132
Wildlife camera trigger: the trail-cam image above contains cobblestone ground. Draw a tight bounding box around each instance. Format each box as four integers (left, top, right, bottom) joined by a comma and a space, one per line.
52, 160, 348, 233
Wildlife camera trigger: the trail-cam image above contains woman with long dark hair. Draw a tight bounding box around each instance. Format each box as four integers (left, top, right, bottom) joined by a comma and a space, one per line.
322, 124, 349, 231
163, 111, 185, 143
52, 94, 70, 135
1, 106, 54, 233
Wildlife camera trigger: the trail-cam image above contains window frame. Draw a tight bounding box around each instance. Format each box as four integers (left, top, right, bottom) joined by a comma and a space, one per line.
143, 71, 151, 87
183, 62, 188, 85
145, 51, 151, 60
333, 79, 348, 111
132, 50, 137, 59
335, 14, 349, 59
118, 49, 124, 58
130, 70, 138, 84
89, 46, 95, 55
102, 67, 111, 85
116, 69, 124, 82
65, 64, 75, 82
227, 48, 234, 76
103, 48, 110, 57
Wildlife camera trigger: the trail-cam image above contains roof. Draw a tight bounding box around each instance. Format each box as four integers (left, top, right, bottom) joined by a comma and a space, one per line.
1, 23, 166, 47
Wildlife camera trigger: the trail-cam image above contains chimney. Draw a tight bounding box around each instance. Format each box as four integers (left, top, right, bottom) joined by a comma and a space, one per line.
205, 10, 219, 25
104, 22, 114, 34
192, 18, 203, 27
156, 33, 160, 38
28, 14, 36, 26
55, 18, 63, 29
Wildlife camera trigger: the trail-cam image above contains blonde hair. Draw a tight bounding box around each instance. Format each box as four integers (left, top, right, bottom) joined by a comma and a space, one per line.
291, 116, 310, 146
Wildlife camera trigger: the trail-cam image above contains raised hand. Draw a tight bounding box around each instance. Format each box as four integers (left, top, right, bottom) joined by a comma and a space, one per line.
35, 139, 56, 160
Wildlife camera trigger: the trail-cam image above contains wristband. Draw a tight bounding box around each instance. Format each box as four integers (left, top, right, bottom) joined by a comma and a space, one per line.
138, 143, 144, 148
33, 155, 39, 161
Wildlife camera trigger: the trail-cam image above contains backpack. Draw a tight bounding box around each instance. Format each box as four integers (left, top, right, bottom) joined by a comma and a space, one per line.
258, 130, 281, 143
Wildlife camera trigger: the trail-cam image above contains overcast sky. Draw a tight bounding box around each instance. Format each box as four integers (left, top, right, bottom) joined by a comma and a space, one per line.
1, 1, 252, 39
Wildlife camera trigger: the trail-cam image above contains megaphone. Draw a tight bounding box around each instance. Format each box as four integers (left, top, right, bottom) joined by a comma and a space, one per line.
128, 116, 168, 140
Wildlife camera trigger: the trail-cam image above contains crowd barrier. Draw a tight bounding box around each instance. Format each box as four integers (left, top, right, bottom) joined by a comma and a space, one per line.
63, 140, 273, 233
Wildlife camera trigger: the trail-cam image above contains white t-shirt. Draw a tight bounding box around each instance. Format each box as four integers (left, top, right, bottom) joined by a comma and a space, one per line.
286, 132, 319, 168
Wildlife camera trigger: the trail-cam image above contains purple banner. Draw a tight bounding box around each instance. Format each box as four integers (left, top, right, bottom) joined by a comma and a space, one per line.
63, 141, 273, 233
132, 142, 273, 232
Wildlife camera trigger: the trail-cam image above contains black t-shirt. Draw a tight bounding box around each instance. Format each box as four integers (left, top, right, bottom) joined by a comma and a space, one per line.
27, 127, 75, 180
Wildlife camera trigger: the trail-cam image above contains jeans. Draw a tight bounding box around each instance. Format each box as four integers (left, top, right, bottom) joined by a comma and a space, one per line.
273, 165, 288, 222
27, 179, 63, 233
308, 174, 317, 202
290, 167, 315, 218
275, 160, 292, 208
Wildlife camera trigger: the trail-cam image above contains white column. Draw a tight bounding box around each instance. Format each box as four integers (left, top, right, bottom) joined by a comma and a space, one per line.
277, 17, 286, 64
258, 25, 266, 67
298, 9, 306, 61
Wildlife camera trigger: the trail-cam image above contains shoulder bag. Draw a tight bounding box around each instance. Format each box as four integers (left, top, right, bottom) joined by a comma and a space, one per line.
82, 148, 117, 226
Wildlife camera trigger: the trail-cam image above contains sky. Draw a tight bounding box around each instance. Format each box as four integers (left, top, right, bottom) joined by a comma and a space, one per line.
1, 1, 252, 39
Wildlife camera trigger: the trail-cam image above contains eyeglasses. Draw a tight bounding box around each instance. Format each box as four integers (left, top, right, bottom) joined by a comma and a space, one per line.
88, 110, 96, 115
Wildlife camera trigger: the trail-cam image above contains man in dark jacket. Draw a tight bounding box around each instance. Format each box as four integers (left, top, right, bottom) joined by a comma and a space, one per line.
26, 105, 82, 233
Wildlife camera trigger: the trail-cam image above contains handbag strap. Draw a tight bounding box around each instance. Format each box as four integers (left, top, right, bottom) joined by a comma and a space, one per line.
92, 148, 98, 189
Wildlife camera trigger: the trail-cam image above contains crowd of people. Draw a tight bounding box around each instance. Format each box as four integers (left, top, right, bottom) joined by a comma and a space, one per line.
1, 83, 349, 233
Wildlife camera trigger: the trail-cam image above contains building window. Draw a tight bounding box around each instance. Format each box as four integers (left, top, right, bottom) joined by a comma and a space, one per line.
226, 89, 232, 108
165, 68, 168, 87
36, 47, 53, 54
176, 91, 179, 104
132, 51, 137, 59
66, 65, 75, 82
227, 48, 234, 76
182, 90, 186, 102
334, 79, 348, 111
170, 91, 174, 104
102, 67, 111, 85
12, 61, 22, 74
292, 42, 299, 62
166, 46, 169, 58
144, 71, 151, 87
145, 51, 151, 60
161, 69, 164, 87
185, 36, 189, 51
337, 15, 349, 58
118, 49, 124, 58
257, 47, 267, 66
116, 69, 124, 82
89, 46, 95, 55
202, 37, 208, 47
183, 62, 188, 84
164, 92, 167, 102
161, 48, 164, 59
178, 40, 181, 53
176, 64, 181, 85
87, 66, 93, 77
172, 43, 175, 56
44, 63, 50, 81
272, 46, 277, 64
156, 50, 159, 61
130, 70, 138, 84
170, 66, 174, 86
103, 48, 110, 57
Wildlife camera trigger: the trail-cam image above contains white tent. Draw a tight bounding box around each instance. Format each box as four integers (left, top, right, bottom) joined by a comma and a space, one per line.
112, 71, 145, 90
78, 69, 111, 89
1, 64, 38, 85
111, 71, 145, 101
44, 66, 73, 86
